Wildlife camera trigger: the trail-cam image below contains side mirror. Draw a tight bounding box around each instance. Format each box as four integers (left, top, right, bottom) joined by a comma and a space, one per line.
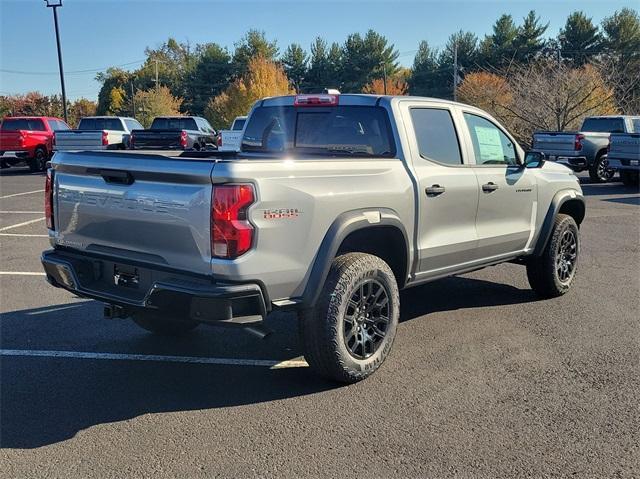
524, 150, 546, 168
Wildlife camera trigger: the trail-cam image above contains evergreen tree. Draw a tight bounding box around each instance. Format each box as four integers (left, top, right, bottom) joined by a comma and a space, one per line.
282, 43, 308, 92
560, 12, 601, 66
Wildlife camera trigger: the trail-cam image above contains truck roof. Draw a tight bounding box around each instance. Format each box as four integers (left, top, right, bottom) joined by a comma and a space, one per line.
259, 93, 480, 110
80, 116, 135, 120
1, 116, 64, 120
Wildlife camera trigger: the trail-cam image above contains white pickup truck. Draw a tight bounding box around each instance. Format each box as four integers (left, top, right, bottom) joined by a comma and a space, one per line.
54, 116, 144, 151
216, 116, 247, 152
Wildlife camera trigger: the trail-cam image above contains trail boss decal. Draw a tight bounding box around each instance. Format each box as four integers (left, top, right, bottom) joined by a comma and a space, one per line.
262, 208, 301, 220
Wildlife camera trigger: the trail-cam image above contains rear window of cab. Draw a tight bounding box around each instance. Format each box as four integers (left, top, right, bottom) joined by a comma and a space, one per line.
241, 105, 395, 157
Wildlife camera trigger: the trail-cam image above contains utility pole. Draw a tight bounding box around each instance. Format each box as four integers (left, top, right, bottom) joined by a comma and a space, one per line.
130, 80, 135, 117
44, 0, 68, 123
453, 41, 458, 102
382, 62, 387, 95
557, 34, 565, 67
154, 59, 159, 91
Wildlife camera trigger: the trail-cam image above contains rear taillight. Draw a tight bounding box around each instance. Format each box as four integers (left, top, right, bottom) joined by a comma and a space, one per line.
130, 133, 135, 149
211, 184, 255, 259
217, 135, 222, 147
45, 169, 54, 230
574, 134, 584, 151
52, 132, 56, 146
294, 94, 339, 106
180, 130, 188, 148
101, 130, 108, 146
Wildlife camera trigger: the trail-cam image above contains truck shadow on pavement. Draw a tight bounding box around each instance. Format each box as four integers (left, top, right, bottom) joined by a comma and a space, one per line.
1, 276, 536, 449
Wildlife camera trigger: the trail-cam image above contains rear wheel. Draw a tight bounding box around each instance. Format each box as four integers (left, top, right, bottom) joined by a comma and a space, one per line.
526, 214, 579, 298
589, 153, 614, 183
620, 170, 639, 188
299, 252, 400, 383
132, 312, 199, 336
29, 147, 47, 172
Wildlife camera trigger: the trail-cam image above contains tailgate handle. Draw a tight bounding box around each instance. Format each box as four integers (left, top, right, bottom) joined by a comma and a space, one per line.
100, 169, 134, 185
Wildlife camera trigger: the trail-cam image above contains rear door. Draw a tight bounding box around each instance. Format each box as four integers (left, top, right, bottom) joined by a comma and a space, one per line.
460, 110, 537, 258
400, 101, 480, 277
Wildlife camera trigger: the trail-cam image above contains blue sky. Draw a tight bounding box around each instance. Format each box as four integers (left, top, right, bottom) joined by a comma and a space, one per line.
0, 0, 636, 100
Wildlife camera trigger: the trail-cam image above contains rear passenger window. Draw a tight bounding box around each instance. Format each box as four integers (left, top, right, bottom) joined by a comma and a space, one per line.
410, 108, 462, 165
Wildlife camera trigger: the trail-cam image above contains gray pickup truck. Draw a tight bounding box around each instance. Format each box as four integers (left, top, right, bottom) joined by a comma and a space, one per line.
54, 116, 143, 151
130, 116, 217, 150
533, 115, 640, 183
608, 132, 640, 187
41, 94, 585, 383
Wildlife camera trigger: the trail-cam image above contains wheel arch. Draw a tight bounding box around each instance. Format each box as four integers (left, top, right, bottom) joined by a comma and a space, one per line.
533, 190, 585, 256
301, 209, 411, 308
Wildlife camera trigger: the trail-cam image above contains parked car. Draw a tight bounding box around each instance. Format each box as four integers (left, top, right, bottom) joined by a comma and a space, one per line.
608, 132, 640, 187
217, 116, 247, 152
42, 93, 585, 383
532, 115, 640, 182
54, 116, 143, 152
130, 116, 216, 150
0, 116, 70, 171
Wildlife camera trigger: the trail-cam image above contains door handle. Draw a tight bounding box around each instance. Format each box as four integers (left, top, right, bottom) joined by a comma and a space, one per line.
425, 185, 445, 197
482, 182, 499, 193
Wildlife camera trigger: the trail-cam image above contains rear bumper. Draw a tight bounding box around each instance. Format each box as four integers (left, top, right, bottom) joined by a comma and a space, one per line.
608, 158, 640, 172
41, 249, 267, 323
0, 150, 31, 159
548, 155, 588, 170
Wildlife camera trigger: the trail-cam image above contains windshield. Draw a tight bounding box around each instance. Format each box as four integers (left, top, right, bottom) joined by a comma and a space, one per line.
151, 117, 198, 130
581, 118, 625, 133
241, 106, 395, 157
78, 118, 124, 131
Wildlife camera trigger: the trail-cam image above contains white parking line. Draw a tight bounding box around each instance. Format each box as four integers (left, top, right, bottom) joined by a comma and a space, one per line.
0, 217, 45, 231
0, 271, 46, 276
0, 211, 42, 214
0, 189, 43, 199
0, 233, 48, 237
0, 349, 309, 369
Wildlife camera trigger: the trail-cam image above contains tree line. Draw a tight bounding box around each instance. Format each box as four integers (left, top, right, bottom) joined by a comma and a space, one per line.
1, 8, 638, 136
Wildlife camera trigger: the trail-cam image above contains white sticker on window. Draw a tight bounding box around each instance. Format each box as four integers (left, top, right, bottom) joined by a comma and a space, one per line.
474, 125, 504, 162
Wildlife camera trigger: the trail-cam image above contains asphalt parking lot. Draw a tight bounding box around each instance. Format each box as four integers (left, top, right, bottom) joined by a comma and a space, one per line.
0, 165, 638, 478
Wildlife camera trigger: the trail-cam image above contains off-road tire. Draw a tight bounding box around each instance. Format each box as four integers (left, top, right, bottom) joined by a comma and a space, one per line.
588, 153, 614, 183
526, 214, 579, 298
132, 313, 199, 336
299, 252, 400, 383
29, 147, 47, 173
620, 170, 639, 188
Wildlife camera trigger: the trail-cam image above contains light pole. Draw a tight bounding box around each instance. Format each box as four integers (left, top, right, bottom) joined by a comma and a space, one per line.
44, 0, 67, 123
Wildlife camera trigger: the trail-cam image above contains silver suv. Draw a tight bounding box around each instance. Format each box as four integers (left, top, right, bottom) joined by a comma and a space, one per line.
42, 94, 585, 383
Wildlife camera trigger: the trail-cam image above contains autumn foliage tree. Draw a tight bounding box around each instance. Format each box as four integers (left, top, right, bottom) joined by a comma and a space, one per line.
362, 69, 410, 95
133, 86, 183, 127
205, 56, 293, 129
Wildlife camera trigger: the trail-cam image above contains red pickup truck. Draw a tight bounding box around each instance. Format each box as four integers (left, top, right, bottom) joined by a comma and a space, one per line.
0, 116, 70, 172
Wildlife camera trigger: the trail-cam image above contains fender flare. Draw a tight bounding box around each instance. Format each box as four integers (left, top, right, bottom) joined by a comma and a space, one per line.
300, 208, 411, 308
533, 190, 585, 256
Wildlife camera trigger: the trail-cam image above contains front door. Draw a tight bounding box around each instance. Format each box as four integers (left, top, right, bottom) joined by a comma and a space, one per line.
461, 112, 537, 259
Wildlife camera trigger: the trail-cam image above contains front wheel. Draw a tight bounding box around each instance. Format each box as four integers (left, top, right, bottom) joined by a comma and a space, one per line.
589, 154, 614, 183
526, 214, 579, 298
132, 312, 199, 336
299, 252, 400, 383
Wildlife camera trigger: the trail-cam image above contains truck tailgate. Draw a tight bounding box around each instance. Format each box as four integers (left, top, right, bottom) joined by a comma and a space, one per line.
52, 151, 214, 275
0, 131, 24, 150
55, 130, 104, 150
608, 133, 640, 161
532, 132, 577, 153
132, 130, 182, 149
